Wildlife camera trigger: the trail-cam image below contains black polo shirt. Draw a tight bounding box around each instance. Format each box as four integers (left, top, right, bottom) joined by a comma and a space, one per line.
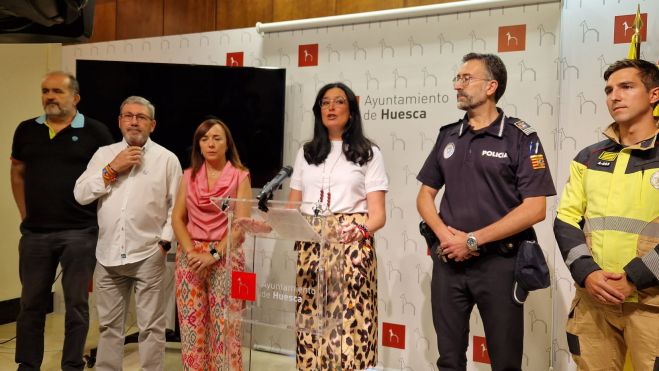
417, 109, 556, 232
11, 113, 114, 232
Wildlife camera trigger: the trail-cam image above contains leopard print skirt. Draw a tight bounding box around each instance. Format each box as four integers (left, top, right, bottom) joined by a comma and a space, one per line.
294, 213, 378, 371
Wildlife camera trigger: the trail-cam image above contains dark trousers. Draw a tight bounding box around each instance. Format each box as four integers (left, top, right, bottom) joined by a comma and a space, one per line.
16, 227, 98, 371
430, 250, 523, 371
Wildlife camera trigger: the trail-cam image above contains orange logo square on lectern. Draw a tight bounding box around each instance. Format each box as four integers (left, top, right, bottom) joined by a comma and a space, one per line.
614, 14, 647, 44
298, 44, 318, 67
498, 25, 526, 52
231, 271, 256, 301
226, 52, 244, 67
473, 336, 491, 364
382, 322, 406, 349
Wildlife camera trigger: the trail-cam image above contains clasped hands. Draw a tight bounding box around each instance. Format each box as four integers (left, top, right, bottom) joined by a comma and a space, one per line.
584, 270, 635, 305
186, 248, 219, 274
439, 226, 479, 262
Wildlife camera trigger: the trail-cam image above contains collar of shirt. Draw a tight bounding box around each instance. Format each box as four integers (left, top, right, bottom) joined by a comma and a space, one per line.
121, 137, 153, 153
36, 111, 85, 128
603, 122, 658, 150
456, 108, 506, 138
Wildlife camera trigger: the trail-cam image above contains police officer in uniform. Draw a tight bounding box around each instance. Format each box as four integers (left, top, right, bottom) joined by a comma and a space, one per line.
416, 53, 556, 371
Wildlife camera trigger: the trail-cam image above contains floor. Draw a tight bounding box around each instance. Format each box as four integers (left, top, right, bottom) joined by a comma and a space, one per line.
0, 313, 296, 370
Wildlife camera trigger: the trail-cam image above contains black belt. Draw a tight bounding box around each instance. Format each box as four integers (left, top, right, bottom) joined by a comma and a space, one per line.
478, 228, 537, 256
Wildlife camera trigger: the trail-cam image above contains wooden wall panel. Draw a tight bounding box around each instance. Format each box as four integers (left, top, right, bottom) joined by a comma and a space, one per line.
405, 0, 460, 6
336, 0, 404, 15
164, 0, 216, 35
273, 0, 335, 22
90, 0, 117, 42
86, 0, 469, 42
216, 0, 272, 30
116, 0, 164, 40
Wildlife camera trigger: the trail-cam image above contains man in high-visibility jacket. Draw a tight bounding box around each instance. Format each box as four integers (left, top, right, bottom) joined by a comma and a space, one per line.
554, 58, 659, 370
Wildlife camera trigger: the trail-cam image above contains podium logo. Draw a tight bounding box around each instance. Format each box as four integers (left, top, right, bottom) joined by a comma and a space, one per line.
473, 336, 491, 364
298, 44, 318, 67
231, 271, 256, 301
226, 52, 244, 67
614, 13, 647, 44
498, 25, 526, 52
382, 322, 405, 349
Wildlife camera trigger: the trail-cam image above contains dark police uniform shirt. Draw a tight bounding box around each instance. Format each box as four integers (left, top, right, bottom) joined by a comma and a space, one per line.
417, 109, 556, 233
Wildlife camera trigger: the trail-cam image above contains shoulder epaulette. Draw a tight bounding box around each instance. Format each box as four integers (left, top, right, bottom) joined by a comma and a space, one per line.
510, 120, 536, 136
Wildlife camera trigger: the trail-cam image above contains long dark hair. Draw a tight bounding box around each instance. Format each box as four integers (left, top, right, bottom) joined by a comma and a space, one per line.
303, 82, 375, 166
190, 118, 246, 178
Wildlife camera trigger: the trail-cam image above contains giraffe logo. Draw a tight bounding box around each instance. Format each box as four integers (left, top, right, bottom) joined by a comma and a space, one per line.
226, 52, 244, 67
614, 13, 647, 44
498, 24, 526, 52
298, 44, 318, 67
231, 271, 256, 301
382, 322, 406, 349
472, 336, 491, 364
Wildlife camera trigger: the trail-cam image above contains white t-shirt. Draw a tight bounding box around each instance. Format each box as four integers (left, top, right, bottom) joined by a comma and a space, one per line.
290, 140, 388, 215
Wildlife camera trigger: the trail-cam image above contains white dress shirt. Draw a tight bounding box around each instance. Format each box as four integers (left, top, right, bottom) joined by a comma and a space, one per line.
290, 141, 388, 216
74, 138, 182, 267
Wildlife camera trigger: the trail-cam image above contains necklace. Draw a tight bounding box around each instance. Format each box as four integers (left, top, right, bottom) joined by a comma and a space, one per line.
317, 146, 342, 213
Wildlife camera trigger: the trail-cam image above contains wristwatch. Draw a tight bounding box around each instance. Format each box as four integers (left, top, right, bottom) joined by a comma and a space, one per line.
209, 248, 221, 261
466, 233, 479, 252
158, 240, 171, 252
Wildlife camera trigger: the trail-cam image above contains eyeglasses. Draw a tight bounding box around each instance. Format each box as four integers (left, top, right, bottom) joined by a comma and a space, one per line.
119, 113, 152, 123
452, 75, 491, 87
319, 97, 348, 109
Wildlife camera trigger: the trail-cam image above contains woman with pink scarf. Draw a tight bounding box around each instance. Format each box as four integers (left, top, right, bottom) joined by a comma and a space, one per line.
171, 118, 251, 370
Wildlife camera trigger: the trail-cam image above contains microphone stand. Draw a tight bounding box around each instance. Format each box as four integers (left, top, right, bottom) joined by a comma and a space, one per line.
257, 191, 273, 213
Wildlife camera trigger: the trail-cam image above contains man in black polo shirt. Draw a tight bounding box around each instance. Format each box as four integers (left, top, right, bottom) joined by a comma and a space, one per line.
416, 53, 555, 370
10, 71, 113, 371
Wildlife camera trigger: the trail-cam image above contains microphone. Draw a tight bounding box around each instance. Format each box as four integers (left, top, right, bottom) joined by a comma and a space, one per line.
257, 165, 293, 202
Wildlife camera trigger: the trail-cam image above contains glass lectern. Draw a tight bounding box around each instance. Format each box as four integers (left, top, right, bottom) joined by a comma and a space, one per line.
211, 198, 345, 371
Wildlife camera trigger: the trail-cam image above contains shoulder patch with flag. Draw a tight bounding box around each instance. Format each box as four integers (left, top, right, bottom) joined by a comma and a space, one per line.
530, 154, 546, 170
512, 120, 536, 136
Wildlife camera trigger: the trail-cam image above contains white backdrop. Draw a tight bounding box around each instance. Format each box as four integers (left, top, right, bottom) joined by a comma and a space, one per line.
60, 0, 658, 369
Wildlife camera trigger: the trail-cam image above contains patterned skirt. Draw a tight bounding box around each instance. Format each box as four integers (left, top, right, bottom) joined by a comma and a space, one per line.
294, 213, 378, 370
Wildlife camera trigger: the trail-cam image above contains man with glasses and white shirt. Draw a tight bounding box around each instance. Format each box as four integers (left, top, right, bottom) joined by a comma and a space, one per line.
416, 53, 555, 370
74, 96, 181, 371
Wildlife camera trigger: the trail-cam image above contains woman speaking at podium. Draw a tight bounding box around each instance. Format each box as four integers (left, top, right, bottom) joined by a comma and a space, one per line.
171, 118, 251, 370
288, 82, 388, 370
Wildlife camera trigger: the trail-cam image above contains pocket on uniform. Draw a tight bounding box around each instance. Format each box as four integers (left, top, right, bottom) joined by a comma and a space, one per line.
568, 295, 581, 318
566, 331, 581, 356
565, 296, 581, 356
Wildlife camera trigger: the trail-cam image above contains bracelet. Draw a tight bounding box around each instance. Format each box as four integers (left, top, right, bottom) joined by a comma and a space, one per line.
353, 223, 370, 240
209, 248, 221, 261
102, 164, 118, 183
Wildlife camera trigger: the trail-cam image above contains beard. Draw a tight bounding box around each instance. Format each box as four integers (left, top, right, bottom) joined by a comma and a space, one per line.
44, 101, 75, 120
457, 93, 488, 111
44, 103, 69, 117
125, 131, 149, 147
456, 84, 489, 111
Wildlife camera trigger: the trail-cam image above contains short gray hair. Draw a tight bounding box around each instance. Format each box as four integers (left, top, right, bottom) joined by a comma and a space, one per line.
44, 71, 80, 94
120, 96, 155, 118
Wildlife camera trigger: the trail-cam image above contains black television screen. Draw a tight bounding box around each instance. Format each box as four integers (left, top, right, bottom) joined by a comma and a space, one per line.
76, 60, 286, 188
